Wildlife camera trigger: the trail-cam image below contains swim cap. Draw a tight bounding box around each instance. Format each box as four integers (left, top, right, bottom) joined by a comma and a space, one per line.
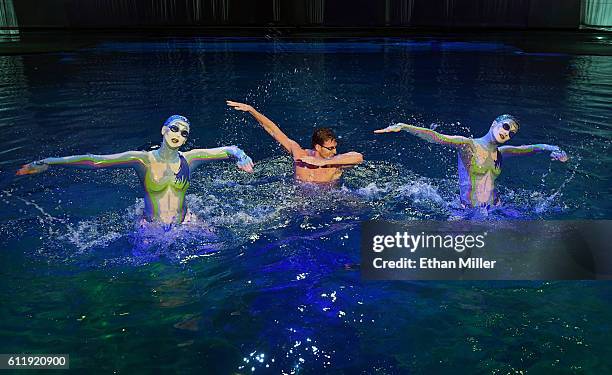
493, 114, 519, 130
164, 115, 191, 127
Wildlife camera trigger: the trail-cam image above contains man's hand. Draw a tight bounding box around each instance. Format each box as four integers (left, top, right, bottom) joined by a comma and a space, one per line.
374, 123, 408, 134
550, 148, 569, 162
226, 100, 253, 112
16, 160, 49, 175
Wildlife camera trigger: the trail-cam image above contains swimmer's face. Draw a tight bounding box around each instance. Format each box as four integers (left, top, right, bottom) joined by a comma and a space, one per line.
162, 121, 190, 149
315, 139, 338, 158
492, 119, 518, 144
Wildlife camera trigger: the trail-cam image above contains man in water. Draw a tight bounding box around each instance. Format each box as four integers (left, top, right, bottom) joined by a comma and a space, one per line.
227, 101, 363, 183
375, 114, 568, 207
17, 115, 254, 225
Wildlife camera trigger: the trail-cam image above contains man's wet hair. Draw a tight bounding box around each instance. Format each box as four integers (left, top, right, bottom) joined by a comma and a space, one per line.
494, 114, 520, 130
312, 127, 337, 148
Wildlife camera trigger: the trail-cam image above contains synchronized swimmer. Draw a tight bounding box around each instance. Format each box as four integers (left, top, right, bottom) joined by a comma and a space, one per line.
17, 109, 569, 224
17, 115, 254, 225
375, 114, 568, 208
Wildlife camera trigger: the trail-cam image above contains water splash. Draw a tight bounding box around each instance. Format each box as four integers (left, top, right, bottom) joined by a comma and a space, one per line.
534, 157, 580, 215
2, 157, 575, 266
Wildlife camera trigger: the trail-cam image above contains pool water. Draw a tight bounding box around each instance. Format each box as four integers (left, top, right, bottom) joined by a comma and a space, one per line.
1, 37, 611, 373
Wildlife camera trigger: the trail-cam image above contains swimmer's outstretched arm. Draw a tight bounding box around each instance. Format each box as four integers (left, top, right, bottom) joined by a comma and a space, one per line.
16, 151, 147, 175
183, 146, 254, 172
227, 100, 303, 155
296, 152, 364, 167
499, 144, 568, 161
374, 123, 471, 148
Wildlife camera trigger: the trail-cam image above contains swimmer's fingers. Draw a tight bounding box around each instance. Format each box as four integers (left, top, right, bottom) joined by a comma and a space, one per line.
16, 165, 33, 175
226, 100, 253, 112
237, 164, 254, 173
16, 160, 48, 176
551, 150, 569, 162
236, 156, 254, 173
374, 123, 406, 133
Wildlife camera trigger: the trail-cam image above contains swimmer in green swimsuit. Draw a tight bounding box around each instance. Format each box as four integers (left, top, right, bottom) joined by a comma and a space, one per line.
375, 114, 568, 207
17, 115, 254, 225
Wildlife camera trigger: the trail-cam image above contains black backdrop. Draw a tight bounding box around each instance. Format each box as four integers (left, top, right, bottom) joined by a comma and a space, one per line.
9, 0, 581, 29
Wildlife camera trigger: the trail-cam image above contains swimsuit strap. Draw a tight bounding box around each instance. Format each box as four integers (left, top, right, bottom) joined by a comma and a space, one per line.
494, 150, 502, 170
175, 152, 191, 184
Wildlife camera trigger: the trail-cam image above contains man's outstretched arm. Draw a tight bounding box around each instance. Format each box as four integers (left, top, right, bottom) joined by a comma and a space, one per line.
227, 101, 303, 155
375, 123, 471, 148
296, 151, 364, 168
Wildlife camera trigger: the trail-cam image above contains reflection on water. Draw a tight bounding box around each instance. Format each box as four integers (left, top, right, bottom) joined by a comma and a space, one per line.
0, 38, 611, 372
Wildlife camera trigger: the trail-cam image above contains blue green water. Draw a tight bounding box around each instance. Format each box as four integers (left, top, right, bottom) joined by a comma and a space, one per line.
1, 37, 611, 373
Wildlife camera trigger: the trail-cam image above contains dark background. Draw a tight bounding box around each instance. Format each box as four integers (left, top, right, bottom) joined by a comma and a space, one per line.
8, 0, 582, 29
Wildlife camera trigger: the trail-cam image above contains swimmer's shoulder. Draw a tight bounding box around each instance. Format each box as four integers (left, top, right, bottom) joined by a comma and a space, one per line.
130, 150, 153, 166
142, 150, 155, 161
457, 138, 476, 154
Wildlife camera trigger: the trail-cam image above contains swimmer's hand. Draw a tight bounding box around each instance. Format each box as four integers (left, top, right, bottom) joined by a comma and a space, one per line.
226, 100, 253, 113
374, 123, 409, 133
228, 147, 254, 173
236, 155, 254, 173
296, 155, 327, 167
16, 160, 49, 175
550, 148, 569, 162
